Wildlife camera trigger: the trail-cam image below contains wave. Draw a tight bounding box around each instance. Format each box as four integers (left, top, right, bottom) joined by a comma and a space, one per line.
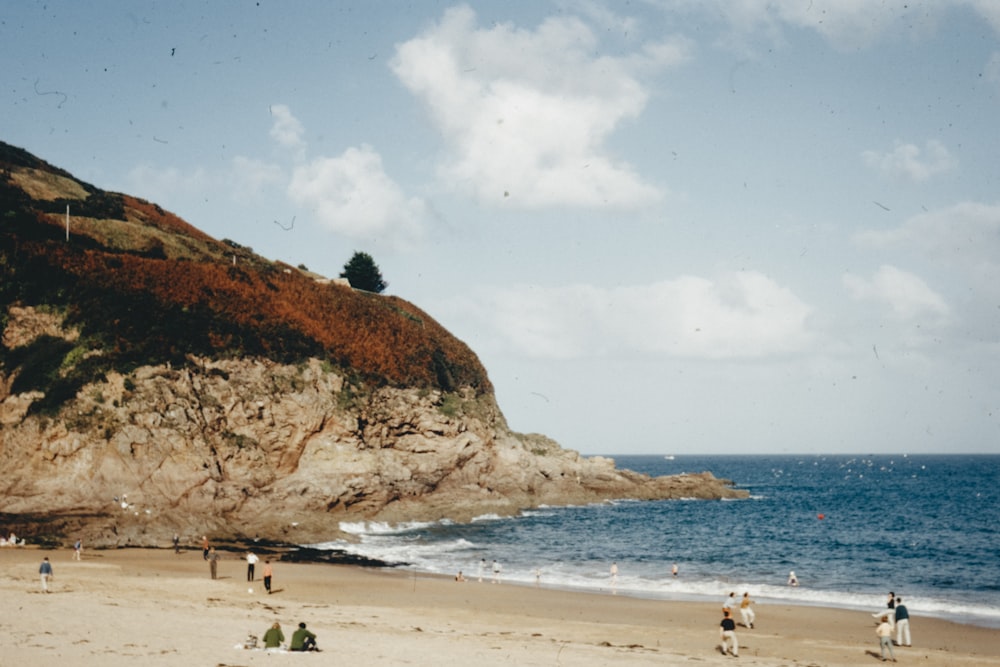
306, 530, 1000, 628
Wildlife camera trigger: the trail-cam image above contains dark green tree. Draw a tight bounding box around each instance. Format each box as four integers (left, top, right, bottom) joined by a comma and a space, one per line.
339, 251, 387, 293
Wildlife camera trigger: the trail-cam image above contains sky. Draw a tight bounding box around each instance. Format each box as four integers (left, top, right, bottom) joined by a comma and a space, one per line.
4, 1, 1000, 455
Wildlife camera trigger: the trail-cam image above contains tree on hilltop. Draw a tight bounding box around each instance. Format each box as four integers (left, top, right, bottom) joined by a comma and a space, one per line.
340, 251, 387, 293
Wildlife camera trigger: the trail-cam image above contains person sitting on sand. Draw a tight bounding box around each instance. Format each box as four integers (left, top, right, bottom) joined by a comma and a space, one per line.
455, 571, 466, 582
876, 615, 896, 661
289, 622, 319, 652
719, 609, 739, 657
262, 622, 284, 649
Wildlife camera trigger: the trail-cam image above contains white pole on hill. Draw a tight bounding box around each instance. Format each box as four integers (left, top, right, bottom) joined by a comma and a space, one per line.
65, 204, 70, 241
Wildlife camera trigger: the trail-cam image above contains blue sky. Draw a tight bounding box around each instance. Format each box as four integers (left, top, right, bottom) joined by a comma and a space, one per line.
4, 1, 999, 454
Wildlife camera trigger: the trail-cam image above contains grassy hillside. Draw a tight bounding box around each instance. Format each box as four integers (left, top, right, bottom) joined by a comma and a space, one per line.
0, 140, 491, 414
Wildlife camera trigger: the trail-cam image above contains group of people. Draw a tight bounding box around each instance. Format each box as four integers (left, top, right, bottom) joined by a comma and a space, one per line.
257, 621, 320, 652
203, 547, 274, 593
475, 558, 503, 583
873, 591, 912, 661
718, 591, 756, 657
30, 537, 920, 662
1, 532, 24, 547
30, 536, 320, 652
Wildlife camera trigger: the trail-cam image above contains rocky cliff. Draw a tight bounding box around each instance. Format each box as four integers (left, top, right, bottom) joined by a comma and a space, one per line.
0, 141, 747, 547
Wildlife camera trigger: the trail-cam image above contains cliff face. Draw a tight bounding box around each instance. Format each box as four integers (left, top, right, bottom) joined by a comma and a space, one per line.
0, 306, 745, 546
0, 140, 747, 547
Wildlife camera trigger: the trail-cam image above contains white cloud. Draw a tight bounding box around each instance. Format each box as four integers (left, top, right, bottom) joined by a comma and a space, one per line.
687, 0, 1000, 49
269, 104, 305, 153
862, 140, 956, 182
843, 264, 950, 321
390, 6, 685, 209
452, 271, 813, 360
287, 145, 426, 249
854, 202, 1000, 269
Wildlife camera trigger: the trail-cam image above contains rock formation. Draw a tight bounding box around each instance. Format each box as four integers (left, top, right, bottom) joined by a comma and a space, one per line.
0, 140, 747, 548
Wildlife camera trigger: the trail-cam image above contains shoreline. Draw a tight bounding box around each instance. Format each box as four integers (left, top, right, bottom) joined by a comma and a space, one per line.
2, 546, 998, 666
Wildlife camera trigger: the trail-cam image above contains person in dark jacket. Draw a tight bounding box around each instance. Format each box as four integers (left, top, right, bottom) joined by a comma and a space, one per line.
718, 610, 738, 657
894, 597, 911, 646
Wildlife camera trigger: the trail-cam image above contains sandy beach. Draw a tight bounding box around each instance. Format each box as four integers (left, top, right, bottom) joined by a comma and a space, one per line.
1, 546, 997, 666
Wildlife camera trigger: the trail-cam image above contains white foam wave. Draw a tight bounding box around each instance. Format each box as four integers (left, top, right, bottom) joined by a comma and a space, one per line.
305, 534, 1000, 629
338, 519, 448, 535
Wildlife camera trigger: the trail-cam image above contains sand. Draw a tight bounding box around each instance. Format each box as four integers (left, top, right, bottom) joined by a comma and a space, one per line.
1, 546, 997, 666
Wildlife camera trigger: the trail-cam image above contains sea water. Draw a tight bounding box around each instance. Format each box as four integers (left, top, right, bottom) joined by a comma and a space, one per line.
309, 454, 1000, 628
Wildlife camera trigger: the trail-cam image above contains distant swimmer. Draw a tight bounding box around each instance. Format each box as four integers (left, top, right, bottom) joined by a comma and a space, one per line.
672, 562, 678, 577
788, 571, 799, 586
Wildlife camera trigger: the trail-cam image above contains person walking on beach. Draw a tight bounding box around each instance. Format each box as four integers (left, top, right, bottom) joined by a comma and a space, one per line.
39, 556, 54, 592
173, 533, 180, 553
262, 559, 273, 594
290, 622, 319, 651
610, 562, 618, 592
202, 535, 210, 560
719, 609, 739, 657
262, 622, 284, 649
478, 558, 486, 582
492, 559, 502, 583
209, 548, 219, 579
740, 592, 756, 629
73, 538, 82, 560
876, 615, 896, 661
894, 597, 911, 646
246, 551, 259, 582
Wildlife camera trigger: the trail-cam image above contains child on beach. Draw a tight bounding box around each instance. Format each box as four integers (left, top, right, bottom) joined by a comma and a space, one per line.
876, 615, 896, 662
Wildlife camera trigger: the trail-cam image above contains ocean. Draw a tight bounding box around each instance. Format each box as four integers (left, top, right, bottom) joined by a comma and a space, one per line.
311, 454, 1000, 628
